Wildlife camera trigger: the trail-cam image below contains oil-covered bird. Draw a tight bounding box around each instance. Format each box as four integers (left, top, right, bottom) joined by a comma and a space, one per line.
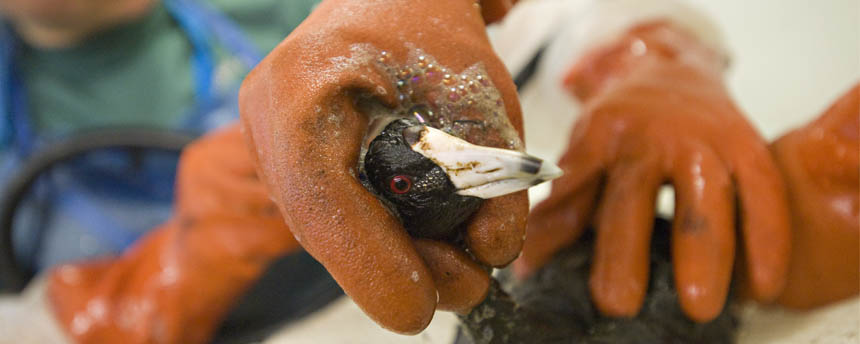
361, 118, 738, 344
362, 117, 561, 240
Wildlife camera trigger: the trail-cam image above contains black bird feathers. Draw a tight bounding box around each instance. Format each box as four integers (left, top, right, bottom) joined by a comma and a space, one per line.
455, 220, 738, 344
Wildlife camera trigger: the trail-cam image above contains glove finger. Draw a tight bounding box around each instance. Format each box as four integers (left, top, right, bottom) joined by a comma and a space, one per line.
515, 179, 600, 279
725, 131, 791, 303
589, 152, 662, 317
670, 145, 735, 323
413, 239, 491, 314
514, 115, 609, 276
465, 191, 529, 267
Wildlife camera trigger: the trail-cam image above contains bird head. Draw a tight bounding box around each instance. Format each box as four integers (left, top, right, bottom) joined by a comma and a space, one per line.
363, 118, 562, 240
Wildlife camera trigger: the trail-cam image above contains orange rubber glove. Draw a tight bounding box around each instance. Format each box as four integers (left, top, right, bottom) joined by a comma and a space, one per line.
239, 0, 526, 334
47, 124, 302, 344
773, 83, 859, 309
514, 22, 791, 323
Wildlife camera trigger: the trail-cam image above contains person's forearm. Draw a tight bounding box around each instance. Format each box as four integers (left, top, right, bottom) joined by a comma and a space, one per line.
47, 215, 299, 343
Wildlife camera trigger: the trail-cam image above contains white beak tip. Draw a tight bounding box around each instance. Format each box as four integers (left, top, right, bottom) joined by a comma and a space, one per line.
536, 161, 564, 183
451, 157, 564, 199
410, 125, 563, 199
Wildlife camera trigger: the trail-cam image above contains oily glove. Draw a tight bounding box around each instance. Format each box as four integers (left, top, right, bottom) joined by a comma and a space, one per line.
239, 0, 527, 334
773, 83, 859, 309
47, 124, 301, 344
514, 22, 791, 323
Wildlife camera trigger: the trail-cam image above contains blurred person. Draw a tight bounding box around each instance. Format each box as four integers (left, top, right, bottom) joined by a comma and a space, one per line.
0, 0, 317, 271
0, 0, 331, 342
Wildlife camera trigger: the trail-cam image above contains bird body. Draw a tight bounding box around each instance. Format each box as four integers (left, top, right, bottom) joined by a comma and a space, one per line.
457, 219, 738, 344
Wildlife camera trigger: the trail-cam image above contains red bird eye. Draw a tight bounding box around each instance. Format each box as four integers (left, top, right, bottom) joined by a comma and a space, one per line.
389, 175, 412, 194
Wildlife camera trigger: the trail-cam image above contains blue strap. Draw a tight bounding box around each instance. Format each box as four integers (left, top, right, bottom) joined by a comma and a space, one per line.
163, 0, 219, 106
0, 26, 11, 148
165, 0, 262, 133
172, 0, 263, 69
164, 0, 263, 107
0, 26, 36, 157
8, 64, 33, 157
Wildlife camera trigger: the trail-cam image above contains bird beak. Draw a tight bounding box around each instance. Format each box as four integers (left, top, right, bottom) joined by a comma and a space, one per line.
404, 125, 563, 199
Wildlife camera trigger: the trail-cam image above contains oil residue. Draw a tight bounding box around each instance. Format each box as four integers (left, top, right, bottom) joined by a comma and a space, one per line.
380, 47, 521, 150
355, 45, 523, 179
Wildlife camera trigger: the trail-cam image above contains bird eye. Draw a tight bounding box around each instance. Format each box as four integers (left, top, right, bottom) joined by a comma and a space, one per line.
389, 175, 412, 194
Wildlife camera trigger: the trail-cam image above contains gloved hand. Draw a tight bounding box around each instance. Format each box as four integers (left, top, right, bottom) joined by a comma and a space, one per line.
514, 22, 791, 322
47, 124, 302, 344
238, 0, 527, 334
772, 83, 859, 309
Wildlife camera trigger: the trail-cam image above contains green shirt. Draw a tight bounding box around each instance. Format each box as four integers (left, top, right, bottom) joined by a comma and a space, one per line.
15, 0, 318, 136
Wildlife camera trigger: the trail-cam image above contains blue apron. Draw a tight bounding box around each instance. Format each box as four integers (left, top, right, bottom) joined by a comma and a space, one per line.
0, 0, 262, 272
